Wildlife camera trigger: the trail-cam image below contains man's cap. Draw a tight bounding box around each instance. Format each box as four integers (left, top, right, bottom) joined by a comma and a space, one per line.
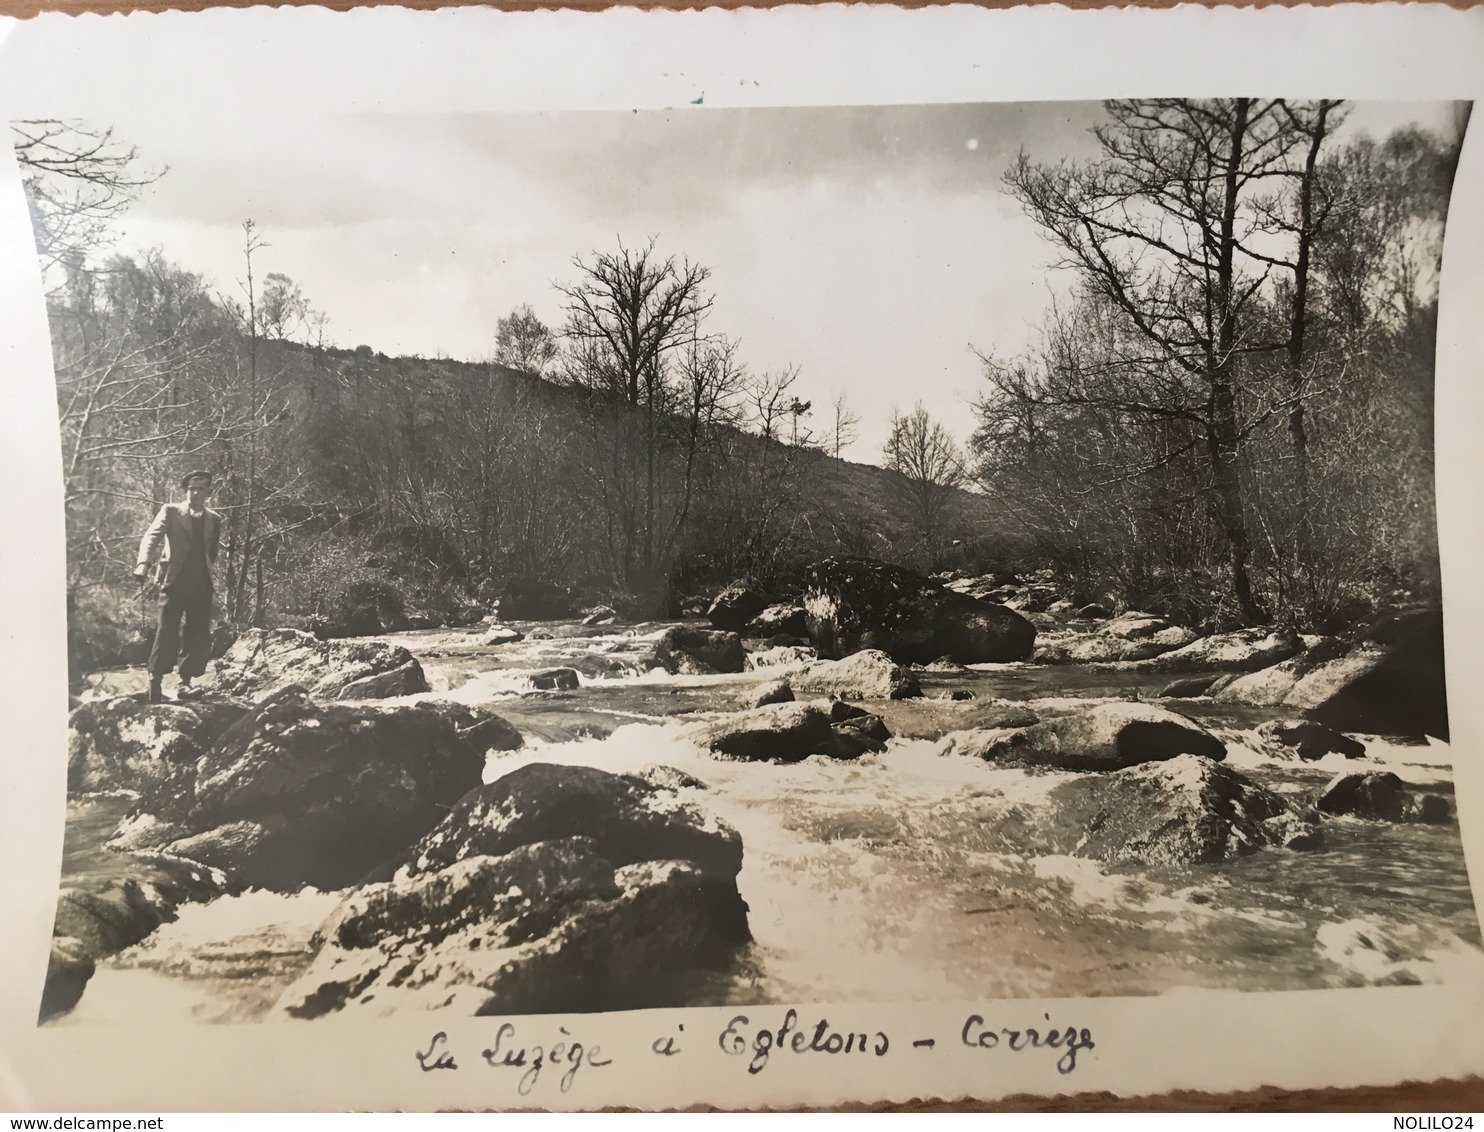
180, 470, 214, 489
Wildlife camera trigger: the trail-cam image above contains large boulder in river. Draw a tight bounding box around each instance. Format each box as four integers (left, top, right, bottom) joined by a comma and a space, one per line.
746, 603, 809, 639
1215, 610, 1448, 739
203, 628, 429, 702
67, 696, 248, 795
688, 700, 888, 762
802, 557, 1036, 664
706, 583, 769, 633
275, 764, 751, 1017
1315, 771, 1406, 822
655, 627, 746, 675
1010, 755, 1302, 866
942, 702, 1225, 771
112, 686, 485, 891
791, 648, 921, 700
397, 762, 744, 881
1134, 628, 1304, 674
1256, 719, 1365, 761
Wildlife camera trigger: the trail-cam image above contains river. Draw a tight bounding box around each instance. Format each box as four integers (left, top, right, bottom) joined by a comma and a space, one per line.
54, 620, 1483, 1024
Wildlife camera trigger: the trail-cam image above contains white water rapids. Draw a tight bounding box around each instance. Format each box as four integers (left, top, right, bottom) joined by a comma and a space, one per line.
58, 622, 1484, 1024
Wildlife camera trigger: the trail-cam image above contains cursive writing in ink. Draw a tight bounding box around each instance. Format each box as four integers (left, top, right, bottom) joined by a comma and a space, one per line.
416, 1031, 458, 1072
961, 1013, 1096, 1075
720, 1009, 889, 1075
481, 1022, 613, 1095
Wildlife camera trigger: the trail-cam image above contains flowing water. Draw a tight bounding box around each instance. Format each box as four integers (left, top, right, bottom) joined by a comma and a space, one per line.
55, 621, 1483, 1024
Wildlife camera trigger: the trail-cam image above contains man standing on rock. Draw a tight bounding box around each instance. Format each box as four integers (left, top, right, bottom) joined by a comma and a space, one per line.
135, 470, 222, 704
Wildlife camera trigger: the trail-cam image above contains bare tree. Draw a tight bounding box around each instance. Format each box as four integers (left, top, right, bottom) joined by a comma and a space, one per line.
883, 403, 965, 569
826, 390, 861, 459
12, 119, 162, 279
492, 303, 558, 376
1004, 98, 1325, 624
556, 238, 716, 603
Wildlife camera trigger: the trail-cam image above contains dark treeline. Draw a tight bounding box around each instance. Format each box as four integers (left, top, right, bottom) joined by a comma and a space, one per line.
972, 99, 1466, 630
19, 100, 1465, 669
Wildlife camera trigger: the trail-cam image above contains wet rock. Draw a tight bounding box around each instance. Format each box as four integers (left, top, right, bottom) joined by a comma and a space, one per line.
690, 699, 891, 763
792, 648, 921, 700
1213, 636, 1349, 706
1033, 633, 1177, 665
746, 603, 809, 639
580, 605, 618, 627
1045, 600, 1076, 617
397, 762, 744, 883
276, 835, 751, 1019
1207, 674, 1238, 695
691, 701, 835, 762
1262, 810, 1325, 851
1256, 719, 1365, 761
1315, 771, 1406, 822
751, 679, 794, 707
986, 755, 1293, 866
655, 627, 746, 675
67, 696, 249, 796
54, 854, 232, 958
959, 702, 1041, 730
944, 689, 976, 701
116, 686, 486, 891
923, 656, 969, 673
1074, 602, 1112, 620
40, 937, 95, 1023
1298, 611, 1448, 740
203, 628, 429, 702
707, 583, 769, 634
1104, 613, 1168, 640
636, 764, 710, 792
1406, 794, 1452, 825
415, 700, 524, 753
529, 667, 580, 691
484, 625, 525, 645
335, 659, 429, 701
746, 644, 816, 670
1134, 629, 1304, 674
947, 702, 1225, 771
802, 556, 1036, 665
1158, 675, 1221, 698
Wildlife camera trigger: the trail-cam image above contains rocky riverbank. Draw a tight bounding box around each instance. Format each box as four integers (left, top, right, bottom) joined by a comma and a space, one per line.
49, 557, 1477, 1023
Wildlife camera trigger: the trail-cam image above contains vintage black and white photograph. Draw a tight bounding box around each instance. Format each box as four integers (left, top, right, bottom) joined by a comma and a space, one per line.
18, 94, 1481, 1030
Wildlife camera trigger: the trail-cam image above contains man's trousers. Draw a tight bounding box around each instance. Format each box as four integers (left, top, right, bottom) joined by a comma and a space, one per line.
149, 574, 213, 680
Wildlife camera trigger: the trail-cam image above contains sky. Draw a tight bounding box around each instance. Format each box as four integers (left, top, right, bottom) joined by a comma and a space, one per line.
75, 100, 1466, 460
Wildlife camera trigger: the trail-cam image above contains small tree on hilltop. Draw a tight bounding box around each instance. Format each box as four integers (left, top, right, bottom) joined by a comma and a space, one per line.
493, 303, 558, 377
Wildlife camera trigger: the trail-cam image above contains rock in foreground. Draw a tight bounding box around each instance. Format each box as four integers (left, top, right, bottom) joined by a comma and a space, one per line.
803, 557, 1036, 664
275, 764, 750, 1018
113, 686, 485, 891
67, 696, 248, 796
943, 702, 1225, 771
203, 628, 430, 702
